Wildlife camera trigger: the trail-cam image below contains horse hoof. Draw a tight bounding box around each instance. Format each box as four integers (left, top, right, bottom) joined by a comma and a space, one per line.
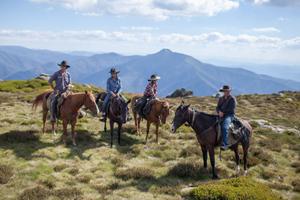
212, 175, 219, 180
244, 170, 248, 176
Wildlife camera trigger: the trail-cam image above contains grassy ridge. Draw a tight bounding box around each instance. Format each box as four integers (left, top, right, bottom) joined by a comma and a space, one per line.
0, 79, 299, 200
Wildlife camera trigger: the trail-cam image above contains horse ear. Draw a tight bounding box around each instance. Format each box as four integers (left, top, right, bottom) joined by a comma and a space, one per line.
181, 100, 185, 105
85, 90, 88, 94
184, 104, 190, 109
127, 99, 131, 104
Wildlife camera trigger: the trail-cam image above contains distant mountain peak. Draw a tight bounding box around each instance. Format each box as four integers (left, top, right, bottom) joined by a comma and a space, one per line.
158, 48, 173, 54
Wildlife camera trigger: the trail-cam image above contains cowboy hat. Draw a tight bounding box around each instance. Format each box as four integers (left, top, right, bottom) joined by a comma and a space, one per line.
109, 68, 120, 74
219, 85, 232, 92
57, 60, 70, 68
148, 74, 160, 81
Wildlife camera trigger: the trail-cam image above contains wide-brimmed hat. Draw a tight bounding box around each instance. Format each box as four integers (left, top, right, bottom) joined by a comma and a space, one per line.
57, 60, 70, 68
219, 85, 231, 92
109, 68, 120, 74
148, 74, 160, 81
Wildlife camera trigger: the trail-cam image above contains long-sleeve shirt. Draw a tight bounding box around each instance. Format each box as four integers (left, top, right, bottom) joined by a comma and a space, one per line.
107, 77, 122, 95
48, 70, 71, 93
144, 82, 157, 97
216, 95, 236, 116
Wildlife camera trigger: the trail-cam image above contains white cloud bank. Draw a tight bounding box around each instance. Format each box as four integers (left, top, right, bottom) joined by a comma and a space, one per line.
252, 27, 280, 33
30, 0, 239, 20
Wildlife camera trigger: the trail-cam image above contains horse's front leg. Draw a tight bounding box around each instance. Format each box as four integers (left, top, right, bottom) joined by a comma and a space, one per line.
232, 144, 240, 175
242, 142, 249, 176
145, 120, 151, 144
71, 118, 77, 146
118, 123, 122, 145
62, 119, 68, 145
51, 121, 56, 135
201, 145, 208, 169
208, 145, 218, 179
104, 118, 107, 133
110, 120, 114, 148
137, 116, 142, 135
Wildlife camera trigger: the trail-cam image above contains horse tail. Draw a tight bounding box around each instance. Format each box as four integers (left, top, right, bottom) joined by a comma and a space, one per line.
32, 91, 51, 110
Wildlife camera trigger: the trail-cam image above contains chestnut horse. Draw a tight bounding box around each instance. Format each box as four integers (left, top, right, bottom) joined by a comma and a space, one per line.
131, 96, 171, 144
32, 91, 99, 145
171, 104, 252, 179
96, 93, 131, 147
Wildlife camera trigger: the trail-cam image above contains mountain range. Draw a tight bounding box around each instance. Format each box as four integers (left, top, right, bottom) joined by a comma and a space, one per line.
0, 45, 299, 96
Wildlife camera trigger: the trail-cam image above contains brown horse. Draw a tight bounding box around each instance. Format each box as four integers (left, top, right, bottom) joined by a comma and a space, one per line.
131, 96, 171, 144
171, 104, 252, 179
32, 91, 99, 145
96, 93, 131, 148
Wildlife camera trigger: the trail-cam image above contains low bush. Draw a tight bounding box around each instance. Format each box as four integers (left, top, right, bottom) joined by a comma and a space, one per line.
0, 164, 13, 184
115, 167, 155, 180
191, 177, 281, 200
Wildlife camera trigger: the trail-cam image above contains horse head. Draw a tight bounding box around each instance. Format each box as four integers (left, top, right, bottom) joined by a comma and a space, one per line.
84, 91, 99, 116
171, 104, 190, 133
111, 96, 131, 123
159, 101, 171, 124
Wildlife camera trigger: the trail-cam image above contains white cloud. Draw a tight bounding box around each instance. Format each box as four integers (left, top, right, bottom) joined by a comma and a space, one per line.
121, 26, 159, 31
30, 0, 239, 20
1, 29, 296, 49
252, 27, 280, 33
250, 0, 300, 6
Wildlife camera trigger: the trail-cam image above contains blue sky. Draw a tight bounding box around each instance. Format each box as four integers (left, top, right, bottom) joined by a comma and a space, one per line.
0, 0, 299, 65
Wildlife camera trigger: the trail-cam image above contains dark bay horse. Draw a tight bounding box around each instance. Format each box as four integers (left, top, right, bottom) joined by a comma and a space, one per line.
33, 91, 99, 145
131, 96, 171, 144
171, 104, 252, 179
96, 93, 131, 147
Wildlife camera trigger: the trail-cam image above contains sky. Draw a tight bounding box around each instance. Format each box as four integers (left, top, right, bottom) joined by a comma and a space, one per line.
0, 0, 299, 65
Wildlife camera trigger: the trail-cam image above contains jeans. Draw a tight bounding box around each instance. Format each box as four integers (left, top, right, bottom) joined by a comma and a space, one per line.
221, 114, 234, 146
50, 94, 59, 122
102, 93, 112, 113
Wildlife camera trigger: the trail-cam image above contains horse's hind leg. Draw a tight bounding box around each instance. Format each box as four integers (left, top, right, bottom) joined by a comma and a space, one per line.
62, 120, 68, 145
155, 123, 159, 144
51, 121, 57, 135
42, 109, 48, 134
104, 119, 107, 133
137, 116, 142, 135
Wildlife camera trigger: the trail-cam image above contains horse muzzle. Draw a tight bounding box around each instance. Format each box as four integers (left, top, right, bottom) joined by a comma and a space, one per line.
171, 124, 177, 133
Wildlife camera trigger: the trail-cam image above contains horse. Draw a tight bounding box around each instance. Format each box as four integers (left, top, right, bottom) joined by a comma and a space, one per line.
171, 104, 252, 179
96, 93, 131, 148
131, 96, 171, 144
32, 91, 99, 145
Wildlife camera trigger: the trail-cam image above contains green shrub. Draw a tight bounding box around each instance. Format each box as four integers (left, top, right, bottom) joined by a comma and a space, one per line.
191, 177, 281, 200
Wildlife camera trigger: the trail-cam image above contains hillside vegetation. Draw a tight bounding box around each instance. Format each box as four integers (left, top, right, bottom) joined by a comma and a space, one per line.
0, 80, 299, 200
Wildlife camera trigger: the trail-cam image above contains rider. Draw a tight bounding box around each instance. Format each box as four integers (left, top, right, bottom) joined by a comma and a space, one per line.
101, 67, 122, 121
216, 85, 237, 151
48, 60, 71, 122
139, 74, 160, 117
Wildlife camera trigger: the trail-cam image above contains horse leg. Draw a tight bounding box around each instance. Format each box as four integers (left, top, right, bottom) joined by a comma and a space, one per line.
233, 144, 240, 175
242, 142, 249, 176
145, 121, 150, 144
42, 109, 48, 134
133, 111, 138, 133
137, 116, 142, 135
208, 146, 218, 179
51, 121, 56, 135
104, 118, 107, 133
118, 123, 121, 146
62, 120, 68, 145
155, 123, 159, 144
201, 145, 208, 169
71, 119, 77, 146
110, 120, 114, 148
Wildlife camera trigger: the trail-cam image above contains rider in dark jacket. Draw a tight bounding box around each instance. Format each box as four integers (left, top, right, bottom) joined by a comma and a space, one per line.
216, 85, 237, 150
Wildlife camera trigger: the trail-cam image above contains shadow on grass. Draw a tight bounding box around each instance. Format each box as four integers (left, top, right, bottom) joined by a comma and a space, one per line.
99, 127, 142, 154
0, 130, 54, 160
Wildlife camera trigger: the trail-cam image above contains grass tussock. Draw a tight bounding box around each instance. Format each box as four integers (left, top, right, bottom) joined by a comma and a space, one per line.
191, 177, 281, 200
115, 167, 155, 180
291, 179, 300, 192
167, 160, 207, 179
0, 164, 13, 184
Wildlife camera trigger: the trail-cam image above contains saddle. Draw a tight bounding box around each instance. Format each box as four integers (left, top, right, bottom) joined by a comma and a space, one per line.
216, 117, 247, 146
47, 91, 71, 119
135, 97, 155, 117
